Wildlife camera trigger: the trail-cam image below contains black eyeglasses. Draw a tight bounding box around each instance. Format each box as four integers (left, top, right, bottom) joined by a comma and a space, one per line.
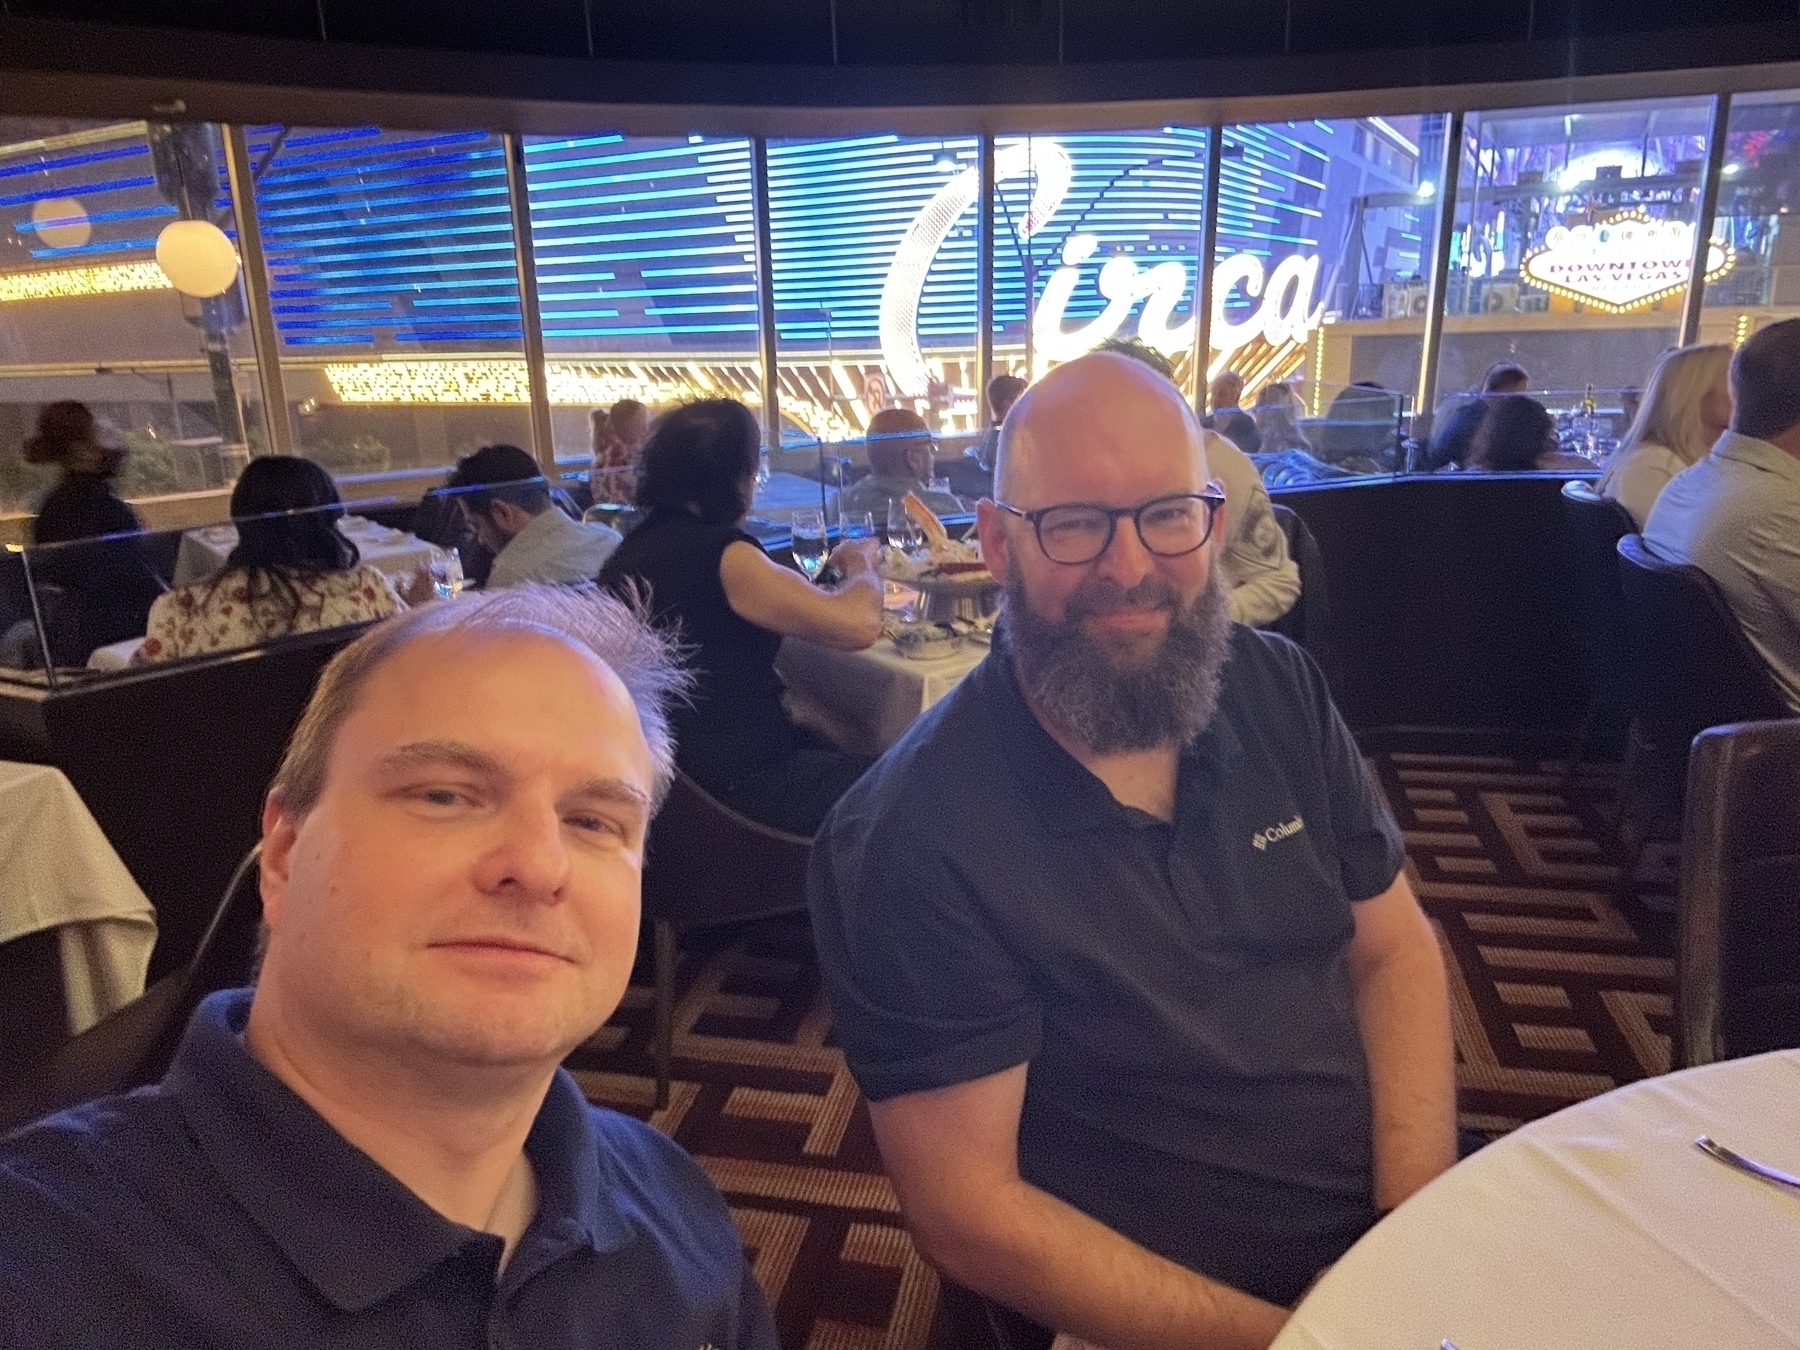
994, 487, 1226, 565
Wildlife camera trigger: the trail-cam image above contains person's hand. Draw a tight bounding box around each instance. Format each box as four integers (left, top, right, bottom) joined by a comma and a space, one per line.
398, 563, 437, 607
828, 537, 881, 578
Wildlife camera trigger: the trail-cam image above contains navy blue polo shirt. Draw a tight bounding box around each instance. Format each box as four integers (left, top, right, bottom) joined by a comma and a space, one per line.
809, 624, 1406, 1306
0, 990, 776, 1350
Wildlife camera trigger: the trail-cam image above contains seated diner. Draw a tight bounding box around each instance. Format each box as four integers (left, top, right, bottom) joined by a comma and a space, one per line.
135, 456, 404, 665
599, 398, 885, 835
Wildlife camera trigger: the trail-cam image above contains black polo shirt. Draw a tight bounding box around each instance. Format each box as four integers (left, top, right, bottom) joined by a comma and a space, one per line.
809, 625, 1406, 1306
0, 990, 776, 1350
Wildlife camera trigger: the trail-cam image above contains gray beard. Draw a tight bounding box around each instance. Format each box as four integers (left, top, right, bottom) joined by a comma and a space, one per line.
1001, 562, 1234, 754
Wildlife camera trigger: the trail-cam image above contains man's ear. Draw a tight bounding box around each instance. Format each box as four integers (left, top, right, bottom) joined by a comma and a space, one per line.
975, 498, 1012, 586
259, 791, 300, 931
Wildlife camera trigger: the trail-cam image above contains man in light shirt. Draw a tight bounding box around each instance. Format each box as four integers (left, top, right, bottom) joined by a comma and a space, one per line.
1645, 318, 1800, 711
447, 443, 622, 588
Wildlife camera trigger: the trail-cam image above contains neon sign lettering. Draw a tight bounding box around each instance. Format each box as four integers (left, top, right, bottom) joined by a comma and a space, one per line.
878, 137, 1325, 395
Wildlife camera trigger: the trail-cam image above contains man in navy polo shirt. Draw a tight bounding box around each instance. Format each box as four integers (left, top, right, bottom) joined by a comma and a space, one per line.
810, 353, 1455, 1349
0, 586, 776, 1350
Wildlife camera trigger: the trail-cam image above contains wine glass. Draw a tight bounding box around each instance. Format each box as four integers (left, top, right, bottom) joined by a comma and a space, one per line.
790, 509, 828, 582
887, 499, 924, 554
429, 547, 465, 599
839, 509, 876, 542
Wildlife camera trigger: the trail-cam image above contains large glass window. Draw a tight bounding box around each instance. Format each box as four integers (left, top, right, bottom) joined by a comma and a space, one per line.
1438, 97, 1715, 458
522, 134, 760, 470
1703, 91, 1800, 343
0, 117, 261, 511
250, 125, 532, 479
1220, 116, 1432, 474
769, 134, 980, 452
991, 128, 1208, 393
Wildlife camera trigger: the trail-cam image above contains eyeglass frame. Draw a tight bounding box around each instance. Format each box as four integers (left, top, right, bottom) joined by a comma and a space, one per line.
992, 485, 1227, 565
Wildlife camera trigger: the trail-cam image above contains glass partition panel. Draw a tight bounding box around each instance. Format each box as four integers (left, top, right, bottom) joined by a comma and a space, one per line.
522, 133, 760, 483
249, 125, 532, 478
1219, 115, 1434, 476
1702, 90, 1800, 343
769, 135, 980, 452
1436, 96, 1715, 470
990, 128, 1209, 394
0, 117, 263, 512
4, 495, 449, 683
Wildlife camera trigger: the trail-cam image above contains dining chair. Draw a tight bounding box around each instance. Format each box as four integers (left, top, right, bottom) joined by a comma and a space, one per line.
0, 844, 263, 1134
1614, 535, 1788, 859
1268, 503, 1344, 702
1675, 719, 1800, 1068
1557, 481, 1636, 787
641, 771, 812, 1109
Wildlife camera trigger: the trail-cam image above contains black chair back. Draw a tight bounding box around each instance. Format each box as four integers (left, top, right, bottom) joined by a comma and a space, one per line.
1615, 533, 1790, 833
1615, 535, 1789, 744
1269, 503, 1344, 702
1676, 720, 1800, 1067
640, 770, 811, 1106
0, 845, 263, 1134
1559, 481, 1636, 704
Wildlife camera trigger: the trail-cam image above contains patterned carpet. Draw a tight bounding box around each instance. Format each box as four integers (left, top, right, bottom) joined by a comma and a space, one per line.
565, 752, 1678, 1349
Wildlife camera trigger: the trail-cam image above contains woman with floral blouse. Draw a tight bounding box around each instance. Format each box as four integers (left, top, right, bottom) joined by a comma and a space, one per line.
136, 457, 404, 665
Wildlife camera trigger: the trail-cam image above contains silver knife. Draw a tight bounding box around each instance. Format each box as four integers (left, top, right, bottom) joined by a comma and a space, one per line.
1695, 1135, 1800, 1195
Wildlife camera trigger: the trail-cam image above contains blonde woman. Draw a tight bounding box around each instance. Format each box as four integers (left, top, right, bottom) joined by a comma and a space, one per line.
1599, 343, 1733, 527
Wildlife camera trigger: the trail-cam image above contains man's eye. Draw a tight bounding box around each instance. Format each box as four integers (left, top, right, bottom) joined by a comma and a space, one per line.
569, 811, 629, 835
419, 788, 465, 807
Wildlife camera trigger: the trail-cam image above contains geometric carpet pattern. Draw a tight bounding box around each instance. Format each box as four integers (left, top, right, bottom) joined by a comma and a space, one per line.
567, 752, 1678, 1348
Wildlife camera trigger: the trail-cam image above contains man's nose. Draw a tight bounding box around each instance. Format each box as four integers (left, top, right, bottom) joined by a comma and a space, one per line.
1094, 514, 1156, 589
474, 800, 571, 902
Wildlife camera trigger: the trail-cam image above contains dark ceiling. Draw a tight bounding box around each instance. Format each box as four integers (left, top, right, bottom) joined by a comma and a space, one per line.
3, 0, 1800, 119
5, 0, 1799, 64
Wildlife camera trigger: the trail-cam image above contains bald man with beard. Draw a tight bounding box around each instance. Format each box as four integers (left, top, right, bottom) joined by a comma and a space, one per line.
809, 353, 1455, 1350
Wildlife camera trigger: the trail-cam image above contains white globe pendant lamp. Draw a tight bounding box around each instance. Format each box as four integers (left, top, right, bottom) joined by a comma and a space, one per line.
30, 197, 92, 250
154, 219, 241, 298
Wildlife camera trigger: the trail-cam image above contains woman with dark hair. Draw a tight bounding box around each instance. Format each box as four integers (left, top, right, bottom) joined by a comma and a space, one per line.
600, 398, 885, 835
23, 402, 162, 660
1468, 395, 1593, 473
136, 456, 404, 663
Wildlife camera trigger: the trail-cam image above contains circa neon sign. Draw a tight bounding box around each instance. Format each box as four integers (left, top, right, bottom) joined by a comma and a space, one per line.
1521, 210, 1733, 314
877, 138, 1324, 395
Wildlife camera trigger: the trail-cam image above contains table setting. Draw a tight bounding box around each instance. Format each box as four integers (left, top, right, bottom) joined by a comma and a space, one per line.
776, 492, 997, 755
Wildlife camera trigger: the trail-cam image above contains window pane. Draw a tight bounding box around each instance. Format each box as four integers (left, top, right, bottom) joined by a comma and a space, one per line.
1224, 116, 1432, 478
1439, 96, 1715, 467
1704, 90, 1800, 342
768, 135, 979, 473
0, 117, 260, 510
251, 125, 532, 479
522, 133, 760, 475
991, 129, 1208, 393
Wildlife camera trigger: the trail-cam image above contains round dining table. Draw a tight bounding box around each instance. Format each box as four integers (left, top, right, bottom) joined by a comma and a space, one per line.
1273, 1049, 1800, 1350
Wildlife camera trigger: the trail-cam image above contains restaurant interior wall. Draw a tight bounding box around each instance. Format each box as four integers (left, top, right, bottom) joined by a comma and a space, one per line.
7, 73, 1800, 526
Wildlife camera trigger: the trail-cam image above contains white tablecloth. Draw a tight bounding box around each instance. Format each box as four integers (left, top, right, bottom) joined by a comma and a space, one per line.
172, 514, 439, 589
776, 633, 985, 756
1274, 1050, 1800, 1350
0, 761, 156, 1034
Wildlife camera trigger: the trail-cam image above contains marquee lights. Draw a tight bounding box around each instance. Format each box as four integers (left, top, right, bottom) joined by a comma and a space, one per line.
1520, 210, 1733, 314
0, 261, 171, 303
322, 357, 761, 408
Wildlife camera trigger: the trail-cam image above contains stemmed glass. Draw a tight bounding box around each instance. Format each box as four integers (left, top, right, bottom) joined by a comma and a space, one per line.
839, 509, 876, 542
428, 547, 465, 599
887, 499, 924, 554
790, 509, 829, 582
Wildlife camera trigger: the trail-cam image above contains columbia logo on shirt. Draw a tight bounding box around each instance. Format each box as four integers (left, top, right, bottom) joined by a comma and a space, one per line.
1252, 815, 1304, 851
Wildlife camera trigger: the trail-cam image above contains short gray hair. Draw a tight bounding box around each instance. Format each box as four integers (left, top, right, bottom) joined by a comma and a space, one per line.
269, 583, 689, 815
